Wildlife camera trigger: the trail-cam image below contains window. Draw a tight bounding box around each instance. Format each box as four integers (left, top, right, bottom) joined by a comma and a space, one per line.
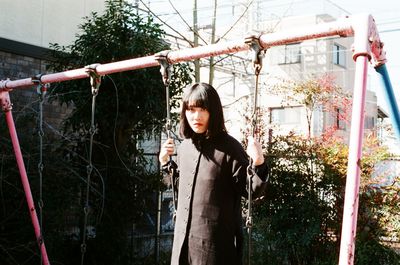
278, 43, 301, 64
271, 106, 302, 125
333, 43, 346, 67
336, 108, 346, 130
364, 116, 376, 130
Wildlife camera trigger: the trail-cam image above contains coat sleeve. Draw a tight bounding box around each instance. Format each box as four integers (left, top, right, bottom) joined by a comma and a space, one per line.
231, 144, 268, 200
250, 162, 269, 199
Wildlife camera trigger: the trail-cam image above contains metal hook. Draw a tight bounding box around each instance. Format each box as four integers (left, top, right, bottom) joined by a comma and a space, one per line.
155, 50, 174, 138
245, 34, 266, 139
85, 63, 102, 96
32, 74, 49, 100
245, 34, 265, 71
155, 50, 172, 87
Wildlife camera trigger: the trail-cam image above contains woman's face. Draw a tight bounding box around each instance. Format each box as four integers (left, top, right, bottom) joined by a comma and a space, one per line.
185, 104, 210, 134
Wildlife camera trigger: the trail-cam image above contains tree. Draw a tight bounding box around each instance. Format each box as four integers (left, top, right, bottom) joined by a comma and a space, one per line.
41, 1, 192, 264
247, 76, 400, 264
270, 74, 351, 138
250, 132, 399, 265
251, 134, 341, 265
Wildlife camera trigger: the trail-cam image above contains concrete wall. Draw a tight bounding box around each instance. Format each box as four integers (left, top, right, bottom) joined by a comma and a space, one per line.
0, 49, 71, 132
0, 1, 106, 130
0, 0, 105, 48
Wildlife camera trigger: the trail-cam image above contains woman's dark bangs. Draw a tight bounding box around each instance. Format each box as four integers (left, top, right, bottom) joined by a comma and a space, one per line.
184, 87, 209, 109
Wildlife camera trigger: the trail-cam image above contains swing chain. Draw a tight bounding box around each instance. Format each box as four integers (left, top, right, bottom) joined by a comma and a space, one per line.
245, 35, 265, 138
32, 74, 49, 138
245, 34, 265, 265
155, 49, 173, 142
80, 64, 102, 265
155, 50, 173, 136
32, 74, 49, 254
155, 51, 179, 216
85, 64, 101, 138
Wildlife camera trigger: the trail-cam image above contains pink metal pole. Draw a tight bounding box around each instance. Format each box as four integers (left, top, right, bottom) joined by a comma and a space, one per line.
338, 14, 380, 265
0, 17, 355, 91
0, 91, 50, 265
338, 55, 369, 265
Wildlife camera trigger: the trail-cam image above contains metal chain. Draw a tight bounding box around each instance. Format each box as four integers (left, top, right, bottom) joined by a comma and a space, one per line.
81, 66, 101, 265
33, 75, 48, 265
155, 51, 173, 138
155, 51, 178, 216
245, 35, 264, 265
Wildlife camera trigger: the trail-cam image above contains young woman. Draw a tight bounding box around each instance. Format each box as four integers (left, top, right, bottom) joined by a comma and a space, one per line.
159, 82, 268, 265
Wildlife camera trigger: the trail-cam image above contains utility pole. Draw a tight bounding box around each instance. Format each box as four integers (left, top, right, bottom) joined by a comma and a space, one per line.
209, 0, 217, 85
193, 0, 200, 82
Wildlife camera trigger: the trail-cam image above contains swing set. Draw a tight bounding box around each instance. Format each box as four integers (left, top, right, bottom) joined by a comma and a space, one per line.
0, 14, 399, 265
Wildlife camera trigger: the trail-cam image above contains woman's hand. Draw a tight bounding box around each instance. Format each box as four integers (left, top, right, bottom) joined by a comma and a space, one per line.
246, 136, 264, 166
159, 138, 175, 165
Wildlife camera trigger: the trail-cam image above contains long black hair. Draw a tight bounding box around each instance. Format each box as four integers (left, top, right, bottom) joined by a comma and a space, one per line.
180, 82, 226, 139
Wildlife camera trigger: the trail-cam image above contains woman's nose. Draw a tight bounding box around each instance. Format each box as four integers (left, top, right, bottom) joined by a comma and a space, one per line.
193, 110, 201, 118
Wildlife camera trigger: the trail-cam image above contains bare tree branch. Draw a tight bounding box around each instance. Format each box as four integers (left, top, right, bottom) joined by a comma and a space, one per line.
167, 0, 208, 45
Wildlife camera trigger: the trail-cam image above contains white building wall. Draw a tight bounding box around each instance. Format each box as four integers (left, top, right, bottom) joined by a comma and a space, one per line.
0, 0, 105, 48
253, 14, 377, 142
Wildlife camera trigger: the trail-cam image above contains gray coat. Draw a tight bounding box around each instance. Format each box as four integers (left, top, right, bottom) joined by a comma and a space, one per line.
169, 133, 268, 265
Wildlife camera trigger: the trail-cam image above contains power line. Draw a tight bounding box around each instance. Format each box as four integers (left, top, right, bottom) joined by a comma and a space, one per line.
379, 28, 400, 33
137, 0, 194, 46
167, 0, 208, 45
216, 0, 255, 42
377, 19, 400, 26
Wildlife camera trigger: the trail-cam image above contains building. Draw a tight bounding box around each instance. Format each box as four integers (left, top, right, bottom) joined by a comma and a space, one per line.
137, 0, 382, 144
176, 12, 381, 144
0, 0, 105, 126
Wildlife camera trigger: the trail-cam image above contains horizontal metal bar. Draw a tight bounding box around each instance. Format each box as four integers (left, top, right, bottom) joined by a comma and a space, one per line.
0, 16, 357, 91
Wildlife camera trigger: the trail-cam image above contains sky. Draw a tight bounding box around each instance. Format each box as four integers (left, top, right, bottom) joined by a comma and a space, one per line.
331, 0, 400, 113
